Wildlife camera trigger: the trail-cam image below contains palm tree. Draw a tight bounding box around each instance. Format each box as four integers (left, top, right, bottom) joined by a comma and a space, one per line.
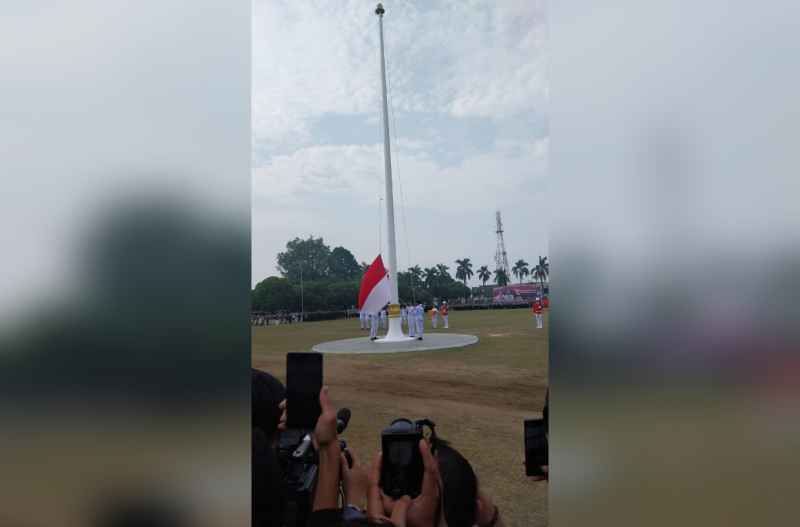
494, 268, 510, 286
422, 267, 439, 290
436, 263, 451, 285
533, 255, 549, 296
512, 259, 530, 285
477, 265, 491, 296
408, 265, 423, 290
455, 258, 474, 285
357, 261, 370, 282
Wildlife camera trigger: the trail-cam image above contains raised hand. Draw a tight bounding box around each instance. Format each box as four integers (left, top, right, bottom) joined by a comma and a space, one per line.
366, 454, 413, 526
521, 459, 549, 482
374, 439, 445, 527
341, 445, 368, 511
277, 387, 338, 449
309, 386, 337, 450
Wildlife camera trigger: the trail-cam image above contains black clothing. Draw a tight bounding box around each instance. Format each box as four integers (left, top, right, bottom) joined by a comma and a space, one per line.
306, 509, 344, 527
543, 389, 548, 433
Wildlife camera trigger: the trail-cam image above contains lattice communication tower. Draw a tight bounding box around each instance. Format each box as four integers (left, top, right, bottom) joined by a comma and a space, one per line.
495, 210, 511, 276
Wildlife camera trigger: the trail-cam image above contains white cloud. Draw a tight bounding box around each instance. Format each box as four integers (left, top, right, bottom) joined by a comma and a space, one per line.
377, 0, 549, 119
252, 0, 381, 150
253, 137, 547, 214
252, 0, 548, 150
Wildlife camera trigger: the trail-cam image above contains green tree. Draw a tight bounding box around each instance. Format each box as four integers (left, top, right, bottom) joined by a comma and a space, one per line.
533, 255, 549, 295
397, 270, 418, 294
357, 261, 370, 282
328, 281, 360, 310
416, 290, 433, 305
422, 267, 439, 289
512, 259, 530, 285
398, 281, 415, 304
299, 281, 331, 311
477, 265, 491, 288
494, 268, 511, 286
431, 284, 449, 303
252, 276, 297, 312
454, 258, 474, 285
407, 265, 423, 290
328, 246, 360, 282
436, 263, 451, 285
276, 236, 331, 282
446, 281, 470, 303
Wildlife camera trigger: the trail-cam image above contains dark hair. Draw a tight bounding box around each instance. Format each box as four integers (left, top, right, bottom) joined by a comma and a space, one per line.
252, 368, 286, 443
436, 439, 478, 527
252, 427, 286, 527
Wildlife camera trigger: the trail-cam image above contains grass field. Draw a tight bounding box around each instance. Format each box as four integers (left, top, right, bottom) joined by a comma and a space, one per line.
252, 308, 548, 526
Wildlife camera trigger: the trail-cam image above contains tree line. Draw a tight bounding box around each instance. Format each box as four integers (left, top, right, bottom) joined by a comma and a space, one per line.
252, 236, 549, 313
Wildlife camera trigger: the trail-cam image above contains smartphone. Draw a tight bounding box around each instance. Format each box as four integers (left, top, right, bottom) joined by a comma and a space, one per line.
525, 418, 548, 477
380, 420, 425, 499
285, 352, 323, 429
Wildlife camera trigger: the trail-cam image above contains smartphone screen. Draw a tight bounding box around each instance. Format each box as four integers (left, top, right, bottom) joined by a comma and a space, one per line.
285, 352, 323, 429
382, 437, 424, 498
525, 418, 548, 477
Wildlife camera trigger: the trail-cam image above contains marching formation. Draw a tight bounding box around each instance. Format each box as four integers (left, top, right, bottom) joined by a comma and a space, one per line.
252, 298, 549, 333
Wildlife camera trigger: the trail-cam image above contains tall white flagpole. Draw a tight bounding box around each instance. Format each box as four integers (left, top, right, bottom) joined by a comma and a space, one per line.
375, 4, 411, 342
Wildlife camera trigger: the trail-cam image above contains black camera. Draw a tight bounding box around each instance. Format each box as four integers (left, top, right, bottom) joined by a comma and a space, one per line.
275, 429, 318, 527
380, 418, 437, 499
275, 408, 352, 527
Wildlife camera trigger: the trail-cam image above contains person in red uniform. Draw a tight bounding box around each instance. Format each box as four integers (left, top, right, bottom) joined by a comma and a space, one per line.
442, 301, 450, 329
533, 299, 543, 329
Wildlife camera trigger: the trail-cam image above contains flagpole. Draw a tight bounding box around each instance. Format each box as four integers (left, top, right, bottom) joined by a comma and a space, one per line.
376, 4, 410, 342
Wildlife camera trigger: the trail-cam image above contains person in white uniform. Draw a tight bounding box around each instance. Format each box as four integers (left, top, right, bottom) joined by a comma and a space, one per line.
359, 310, 365, 330
380, 307, 387, 329
415, 301, 424, 340
401, 306, 407, 326
408, 305, 415, 337
431, 306, 438, 329
370, 312, 379, 340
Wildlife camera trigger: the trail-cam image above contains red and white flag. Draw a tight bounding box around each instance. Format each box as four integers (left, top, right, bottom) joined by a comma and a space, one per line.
358, 254, 391, 316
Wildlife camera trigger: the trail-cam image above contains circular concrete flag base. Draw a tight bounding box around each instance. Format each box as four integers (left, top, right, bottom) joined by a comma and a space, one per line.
312, 333, 479, 355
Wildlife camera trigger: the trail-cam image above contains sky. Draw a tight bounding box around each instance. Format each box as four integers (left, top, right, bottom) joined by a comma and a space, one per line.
252, 0, 548, 288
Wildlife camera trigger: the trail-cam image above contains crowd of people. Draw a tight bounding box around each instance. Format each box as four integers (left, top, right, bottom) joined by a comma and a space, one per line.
252, 297, 548, 328
252, 368, 549, 527
448, 297, 548, 312
252, 310, 360, 326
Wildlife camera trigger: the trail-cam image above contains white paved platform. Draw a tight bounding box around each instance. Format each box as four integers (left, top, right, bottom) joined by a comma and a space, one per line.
311, 333, 479, 354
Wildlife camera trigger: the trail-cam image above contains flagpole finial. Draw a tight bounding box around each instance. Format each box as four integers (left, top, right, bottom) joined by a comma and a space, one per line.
375, 4, 385, 15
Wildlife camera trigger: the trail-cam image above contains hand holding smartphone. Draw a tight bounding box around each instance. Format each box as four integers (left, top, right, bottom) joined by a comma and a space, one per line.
380, 420, 425, 499
286, 352, 323, 429
525, 418, 548, 477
